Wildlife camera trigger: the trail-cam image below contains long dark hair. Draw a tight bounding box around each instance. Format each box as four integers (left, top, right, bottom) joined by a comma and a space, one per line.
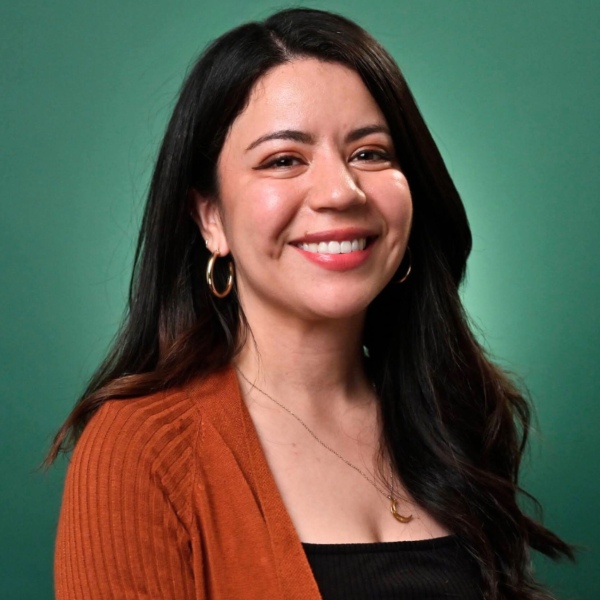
48, 8, 573, 598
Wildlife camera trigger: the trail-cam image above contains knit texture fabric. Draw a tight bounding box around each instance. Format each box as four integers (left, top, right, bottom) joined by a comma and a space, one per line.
55, 366, 483, 599
55, 366, 321, 599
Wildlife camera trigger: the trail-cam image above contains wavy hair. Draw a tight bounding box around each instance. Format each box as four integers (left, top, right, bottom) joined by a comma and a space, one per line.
48, 8, 573, 598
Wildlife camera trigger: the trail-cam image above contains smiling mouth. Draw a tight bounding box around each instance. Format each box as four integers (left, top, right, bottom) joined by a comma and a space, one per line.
296, 238, 369, 254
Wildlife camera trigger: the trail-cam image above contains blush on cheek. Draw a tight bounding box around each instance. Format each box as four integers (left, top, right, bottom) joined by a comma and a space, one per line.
256, 187, 304, 234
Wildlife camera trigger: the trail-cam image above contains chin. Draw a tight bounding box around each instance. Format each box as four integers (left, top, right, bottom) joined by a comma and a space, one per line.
300, 295, 376, 323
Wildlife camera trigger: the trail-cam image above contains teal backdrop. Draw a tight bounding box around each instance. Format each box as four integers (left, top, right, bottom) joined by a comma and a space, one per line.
1, 1, 598, 598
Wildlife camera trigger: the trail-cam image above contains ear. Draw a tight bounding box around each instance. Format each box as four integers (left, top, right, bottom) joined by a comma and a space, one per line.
188, 188, 231, 256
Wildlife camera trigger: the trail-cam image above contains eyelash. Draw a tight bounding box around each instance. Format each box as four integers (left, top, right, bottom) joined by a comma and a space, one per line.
257, 148, 392, 170
351, 149, 392, 162
258, 155, 303, 169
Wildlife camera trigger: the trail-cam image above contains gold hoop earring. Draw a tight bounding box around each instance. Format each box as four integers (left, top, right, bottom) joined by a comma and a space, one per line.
396, 246, 412, 284
206, 250, 234, 298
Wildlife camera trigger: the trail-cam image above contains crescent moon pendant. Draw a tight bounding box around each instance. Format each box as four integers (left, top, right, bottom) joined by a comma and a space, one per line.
389, 497, 413, 523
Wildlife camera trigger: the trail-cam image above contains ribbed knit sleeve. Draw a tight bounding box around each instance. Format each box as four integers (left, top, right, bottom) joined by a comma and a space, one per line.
54, 391, 201, 600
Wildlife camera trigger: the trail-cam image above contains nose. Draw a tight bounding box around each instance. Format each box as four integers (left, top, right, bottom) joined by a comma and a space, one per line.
306, 154, 367, 211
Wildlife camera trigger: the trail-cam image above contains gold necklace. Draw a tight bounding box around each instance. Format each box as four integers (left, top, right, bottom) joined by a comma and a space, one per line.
236, 368, 413, 524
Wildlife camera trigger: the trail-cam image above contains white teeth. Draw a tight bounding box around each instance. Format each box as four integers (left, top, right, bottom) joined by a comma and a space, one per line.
298, 238, 368, 254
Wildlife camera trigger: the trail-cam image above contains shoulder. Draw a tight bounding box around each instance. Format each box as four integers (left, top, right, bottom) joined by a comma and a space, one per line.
65, 365, 241, 482
66, 384, 203, 523
64, 367, 243, 517
78, 384, 200, 465
56, 382, 219, 598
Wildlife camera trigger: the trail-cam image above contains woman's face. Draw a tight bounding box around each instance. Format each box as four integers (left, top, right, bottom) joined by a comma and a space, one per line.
195, 58, 412, 325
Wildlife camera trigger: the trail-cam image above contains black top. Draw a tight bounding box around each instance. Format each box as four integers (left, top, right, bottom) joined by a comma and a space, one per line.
302, 535, 483, 599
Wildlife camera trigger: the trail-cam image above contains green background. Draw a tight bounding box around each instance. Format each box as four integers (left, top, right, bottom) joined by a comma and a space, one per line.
1, 1, 598, 598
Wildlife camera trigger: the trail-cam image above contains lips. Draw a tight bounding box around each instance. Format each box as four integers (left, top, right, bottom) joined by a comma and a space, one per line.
298, 238, 367, 254
290, 228, 375, 255
290, 228, 376, 271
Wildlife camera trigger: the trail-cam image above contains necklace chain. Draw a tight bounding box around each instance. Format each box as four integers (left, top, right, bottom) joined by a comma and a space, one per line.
236, 367, 413, 523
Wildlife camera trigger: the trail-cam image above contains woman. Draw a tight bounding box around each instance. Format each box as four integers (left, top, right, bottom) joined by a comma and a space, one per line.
50, 8, 572, 599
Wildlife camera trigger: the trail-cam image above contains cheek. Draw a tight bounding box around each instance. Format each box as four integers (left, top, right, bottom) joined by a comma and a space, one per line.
255, 185, 298, 224
397, 188, 413, 235
220, 178, 305, 254
368, 173, 413, 235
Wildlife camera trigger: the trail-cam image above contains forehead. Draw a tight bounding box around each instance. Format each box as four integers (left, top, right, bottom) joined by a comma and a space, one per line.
249, 58, 369, 103
224, 58, 387, 146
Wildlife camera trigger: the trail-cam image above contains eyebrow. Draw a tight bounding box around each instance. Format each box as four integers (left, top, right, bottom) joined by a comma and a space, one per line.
345, 124, 390, 143
245, 130, 314, 152
244, 124, 391, 153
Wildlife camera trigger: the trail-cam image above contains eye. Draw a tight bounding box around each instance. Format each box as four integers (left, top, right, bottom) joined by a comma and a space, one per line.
255, 154, 304, 170
351, 148, 392, 163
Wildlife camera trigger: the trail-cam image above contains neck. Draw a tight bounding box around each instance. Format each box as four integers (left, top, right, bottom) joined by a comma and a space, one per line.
234, 306, 373, 417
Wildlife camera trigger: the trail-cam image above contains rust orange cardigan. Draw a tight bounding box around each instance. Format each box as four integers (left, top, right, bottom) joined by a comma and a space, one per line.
55, 366, 322, 599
